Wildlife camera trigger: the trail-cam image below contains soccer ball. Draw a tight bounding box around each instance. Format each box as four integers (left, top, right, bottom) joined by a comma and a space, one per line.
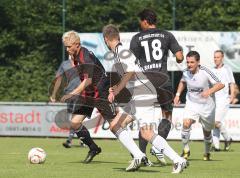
28, 147, 46, 164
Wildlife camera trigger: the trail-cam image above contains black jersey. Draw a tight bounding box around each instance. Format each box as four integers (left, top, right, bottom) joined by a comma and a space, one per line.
76, 47, 109, 99
130, 28, 181, 73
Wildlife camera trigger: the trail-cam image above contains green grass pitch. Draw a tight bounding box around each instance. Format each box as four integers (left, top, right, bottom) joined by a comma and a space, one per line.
0, 137, 239, 178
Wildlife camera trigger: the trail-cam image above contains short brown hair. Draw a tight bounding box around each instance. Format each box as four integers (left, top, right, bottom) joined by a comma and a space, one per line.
102, 24, 120, 41
186, 51, 200, 61
214, 50, 224, 57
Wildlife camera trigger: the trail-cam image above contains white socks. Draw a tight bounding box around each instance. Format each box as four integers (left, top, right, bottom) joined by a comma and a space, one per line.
182, 128, 191, 151
220, 124, 231, 141
116, 128, 145, 159
213, 128, 220, 149
151, 134, 181, 163
213, 123, 231, 149
204, 134, 212, 154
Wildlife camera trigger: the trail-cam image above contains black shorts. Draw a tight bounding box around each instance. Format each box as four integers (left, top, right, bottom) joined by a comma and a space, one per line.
67, 95, 116, 122
143, 70, 173, 112
156, 81, 174, 112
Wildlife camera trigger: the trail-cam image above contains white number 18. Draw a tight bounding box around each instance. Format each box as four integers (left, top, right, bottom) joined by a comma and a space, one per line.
141, 39, 163, 62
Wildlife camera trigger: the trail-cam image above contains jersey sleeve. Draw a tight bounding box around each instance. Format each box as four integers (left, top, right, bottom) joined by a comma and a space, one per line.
121, 49, 139, 73
181, 70, 187, 82
203, 67, 221, 85
130, 34, 140, 59
168, 32, 182, 54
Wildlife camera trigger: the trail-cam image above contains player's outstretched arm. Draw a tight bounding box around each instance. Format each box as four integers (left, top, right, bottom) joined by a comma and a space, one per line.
60, 78, 92, 102
201, 82, 225, 98
109, 72, 135, 98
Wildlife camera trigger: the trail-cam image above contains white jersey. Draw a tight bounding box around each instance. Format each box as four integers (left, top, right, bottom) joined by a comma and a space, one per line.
113, 43, 160, 126
212, 64, 235, 102
181, 65, 221, 104
113, 43, 151, 87
113, 43, 142, 89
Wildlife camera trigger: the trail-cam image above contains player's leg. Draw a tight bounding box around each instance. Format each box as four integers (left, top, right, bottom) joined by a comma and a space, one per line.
157, 84, 174, 139
109, 113, 149, 171
217, 103, 232, 151
140, 125, 187, 174
148, 85, 173, 165
96, 99, 150, 171
181, 118, 194, 159
62, 100, 76, 148
213, 102, 230, 151
212, 122, 221, 151
62, 128, 75, 148
71, 105, 101, 163
202, 128, 212, 161
201, 103, 215, 161
139, 131, 148, 154
134, 103, 187, 174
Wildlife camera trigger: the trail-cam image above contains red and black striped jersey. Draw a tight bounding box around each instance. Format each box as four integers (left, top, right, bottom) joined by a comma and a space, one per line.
75, 47, 109, 99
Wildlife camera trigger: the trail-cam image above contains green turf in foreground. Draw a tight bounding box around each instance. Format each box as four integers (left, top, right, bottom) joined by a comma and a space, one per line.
0, 137, 239, 178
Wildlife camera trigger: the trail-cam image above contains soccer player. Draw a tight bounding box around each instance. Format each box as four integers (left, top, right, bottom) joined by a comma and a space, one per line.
61, 30, 148, 169
129, 8, 184, 164
211, 50, 235, 151
174, 51, 225, 161
49, 56, 99, 156
103, 24, 187, 173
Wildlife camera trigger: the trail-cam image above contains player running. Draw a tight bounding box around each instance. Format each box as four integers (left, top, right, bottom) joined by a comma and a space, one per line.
60, 30, 149, 169
130, 8, 184, 164
103, 24, 188, 173
174, 51, 224, 161
211, 50, 235, 151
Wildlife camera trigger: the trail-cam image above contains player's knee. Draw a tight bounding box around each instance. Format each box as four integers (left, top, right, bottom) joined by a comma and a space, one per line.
162, 110, 172, 120
182, 119, 192, 129
120, 115, 133, 128
71, 122, 82, 130
109, 123, 120, 134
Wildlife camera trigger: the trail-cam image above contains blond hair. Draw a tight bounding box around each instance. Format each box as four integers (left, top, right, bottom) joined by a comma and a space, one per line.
62, 30, 80, 45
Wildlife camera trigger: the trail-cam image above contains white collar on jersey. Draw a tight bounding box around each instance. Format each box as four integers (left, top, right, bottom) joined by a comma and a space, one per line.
214, 63, 224, 69
114, 42, 122, 60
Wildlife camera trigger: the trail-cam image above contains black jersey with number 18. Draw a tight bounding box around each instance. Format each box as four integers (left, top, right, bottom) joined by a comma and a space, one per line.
130, 28, 181, 73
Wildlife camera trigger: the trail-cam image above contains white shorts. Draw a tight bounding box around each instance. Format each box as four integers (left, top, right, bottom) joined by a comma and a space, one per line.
126, 77, 162, 128
184, 99, 215, 131
215, 99, 229, 123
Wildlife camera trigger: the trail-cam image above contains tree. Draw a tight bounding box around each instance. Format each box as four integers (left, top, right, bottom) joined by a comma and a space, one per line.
0, 0, 239, 101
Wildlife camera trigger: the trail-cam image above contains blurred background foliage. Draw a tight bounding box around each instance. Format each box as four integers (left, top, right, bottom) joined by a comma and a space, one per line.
0, 0, 239, 101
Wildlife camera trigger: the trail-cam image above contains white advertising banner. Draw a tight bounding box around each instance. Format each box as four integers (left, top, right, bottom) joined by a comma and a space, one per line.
79, 31, 240, 72
1, 102, 240, 141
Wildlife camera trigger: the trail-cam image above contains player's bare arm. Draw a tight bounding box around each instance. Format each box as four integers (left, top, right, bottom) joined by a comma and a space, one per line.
60, 78, 92, 102
201, 82, 225, 98
229, 83, 236, 104
112, 72, 135, 95
174, 80, 186, 106
50, 76, 63, 102
108, 72, 135, 103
